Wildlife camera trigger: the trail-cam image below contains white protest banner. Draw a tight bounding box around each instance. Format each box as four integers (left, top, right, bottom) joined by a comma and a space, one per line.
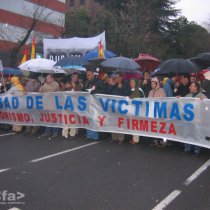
0, 60, 3, 71
43, 32, 106, 62
0, 92, 210, 149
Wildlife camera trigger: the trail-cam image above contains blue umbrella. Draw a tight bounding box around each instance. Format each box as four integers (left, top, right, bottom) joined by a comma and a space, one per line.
83, 49, 116, 61
54, 56, 89, 69
0, 67, 24, 75
101, 56, 141, 72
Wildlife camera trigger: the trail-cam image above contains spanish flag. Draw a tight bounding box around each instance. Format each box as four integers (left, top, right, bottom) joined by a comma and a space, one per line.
98, 41, 105, 59
30, 34, 36, 59
20, 49, 28, 64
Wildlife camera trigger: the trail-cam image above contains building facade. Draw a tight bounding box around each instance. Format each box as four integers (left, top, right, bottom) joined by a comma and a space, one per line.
0, 0, 68, 66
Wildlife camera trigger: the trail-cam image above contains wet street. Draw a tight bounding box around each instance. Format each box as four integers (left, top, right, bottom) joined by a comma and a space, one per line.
0, 130, 209, 210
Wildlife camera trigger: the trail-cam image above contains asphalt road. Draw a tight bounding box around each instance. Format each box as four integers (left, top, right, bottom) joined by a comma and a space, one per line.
0, 129, 209, 210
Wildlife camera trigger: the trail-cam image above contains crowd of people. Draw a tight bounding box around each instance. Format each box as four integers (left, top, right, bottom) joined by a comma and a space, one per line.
0, 68, 209, 157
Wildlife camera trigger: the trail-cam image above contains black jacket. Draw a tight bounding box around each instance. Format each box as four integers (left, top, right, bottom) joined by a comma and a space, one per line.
83, 78, 105, 94
201, 79, 210, 99
111, 82, 131, 96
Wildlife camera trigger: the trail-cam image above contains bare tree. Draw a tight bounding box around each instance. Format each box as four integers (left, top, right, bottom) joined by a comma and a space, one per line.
0, 0, 56, 67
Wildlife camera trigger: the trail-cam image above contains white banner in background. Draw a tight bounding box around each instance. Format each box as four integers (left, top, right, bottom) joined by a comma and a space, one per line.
43, 32, 106, 62
0, 92, 210, 149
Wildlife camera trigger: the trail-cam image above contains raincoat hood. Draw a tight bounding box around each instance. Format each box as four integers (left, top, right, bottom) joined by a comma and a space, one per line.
10, 76, 24, 92
11, 77, 20, 86
151, 77, 160, 89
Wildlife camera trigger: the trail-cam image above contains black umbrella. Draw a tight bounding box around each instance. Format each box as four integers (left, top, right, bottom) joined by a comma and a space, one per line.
84, 58, 105, 70
100, 56, 141, 72
191, 52, 210, 69
154, 58, 201, 76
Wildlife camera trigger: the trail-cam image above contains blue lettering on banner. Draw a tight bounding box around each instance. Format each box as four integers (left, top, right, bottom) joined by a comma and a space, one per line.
183, 103, 194, 121
146, 101, 149, 117
27, 95, 43, 109
99, 98, 110, 112
111, 99, 116, 113
4, 97, 11, 109
64, 96, 74, 111
36, 96, 43, 110
56, 95, 85, 111
132, 100, 143, 116
0, 97, 2, 108
118, 100, 128, 115
170, 103, 181, 120
0, 96, 19, 109
26, 96, 33, 109
55, 96, 62, 110
154, 102, 167, 118
12, 96, 19, 109
78, 96, 87, 111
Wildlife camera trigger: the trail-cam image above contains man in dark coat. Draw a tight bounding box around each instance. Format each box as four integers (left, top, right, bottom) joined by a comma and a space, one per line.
174, 73, 190, 97
111, 72, 130, 96
110, 72, 130, 144
83, 69, 105, 141
140, 71, 151, 97
83, 69, 105, 94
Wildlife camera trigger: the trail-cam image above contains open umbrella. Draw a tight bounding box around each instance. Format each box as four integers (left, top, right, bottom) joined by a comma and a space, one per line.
100, 56, 141, 72
83, 49, 116, 61
0, 67, 24, 76
191, 52, 210, 69
154, 58, 201, 76
133, 54, 160, 71
54, 56, 89, 70
19, 58, 65, 74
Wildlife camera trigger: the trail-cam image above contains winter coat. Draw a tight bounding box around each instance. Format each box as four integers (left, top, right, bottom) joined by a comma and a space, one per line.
148, 77, 166, 98
186, 92, 207, 100
40, 81, 60, 93
83, 78, 105, 94
201, 79, 210, 99
25, 80, 41, 92
7, 77, 24, 95
111, 82, 130, 96
163, 78, 175, 97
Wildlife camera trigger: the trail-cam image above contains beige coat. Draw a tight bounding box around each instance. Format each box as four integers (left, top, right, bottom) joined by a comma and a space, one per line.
40, 81, 60, 93
148, 77, 166, 98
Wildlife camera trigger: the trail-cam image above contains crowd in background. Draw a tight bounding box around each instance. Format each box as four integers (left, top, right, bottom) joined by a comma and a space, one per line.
0, 68, 209, 157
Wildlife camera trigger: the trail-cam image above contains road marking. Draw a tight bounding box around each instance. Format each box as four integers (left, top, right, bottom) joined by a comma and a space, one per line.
152, 190, 181, 210
0, 133, 15, 137
184, 158, 210, 186
30, 141, 101, 163
0, 168, 10, 173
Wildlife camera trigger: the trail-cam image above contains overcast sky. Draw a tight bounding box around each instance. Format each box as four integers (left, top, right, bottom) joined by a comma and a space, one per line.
175, 0, 210, 24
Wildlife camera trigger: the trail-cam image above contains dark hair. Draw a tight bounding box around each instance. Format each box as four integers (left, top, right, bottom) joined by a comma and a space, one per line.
86, 69, 95, 73
191, 81, 200, 90
168, 72, 176, 78
72, 72, 79, 76
29, 73, 38, 79
47, 74, 54, 79
181, 73, 190, 80
115, 72, 123, 78
143, 71, 150, 76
